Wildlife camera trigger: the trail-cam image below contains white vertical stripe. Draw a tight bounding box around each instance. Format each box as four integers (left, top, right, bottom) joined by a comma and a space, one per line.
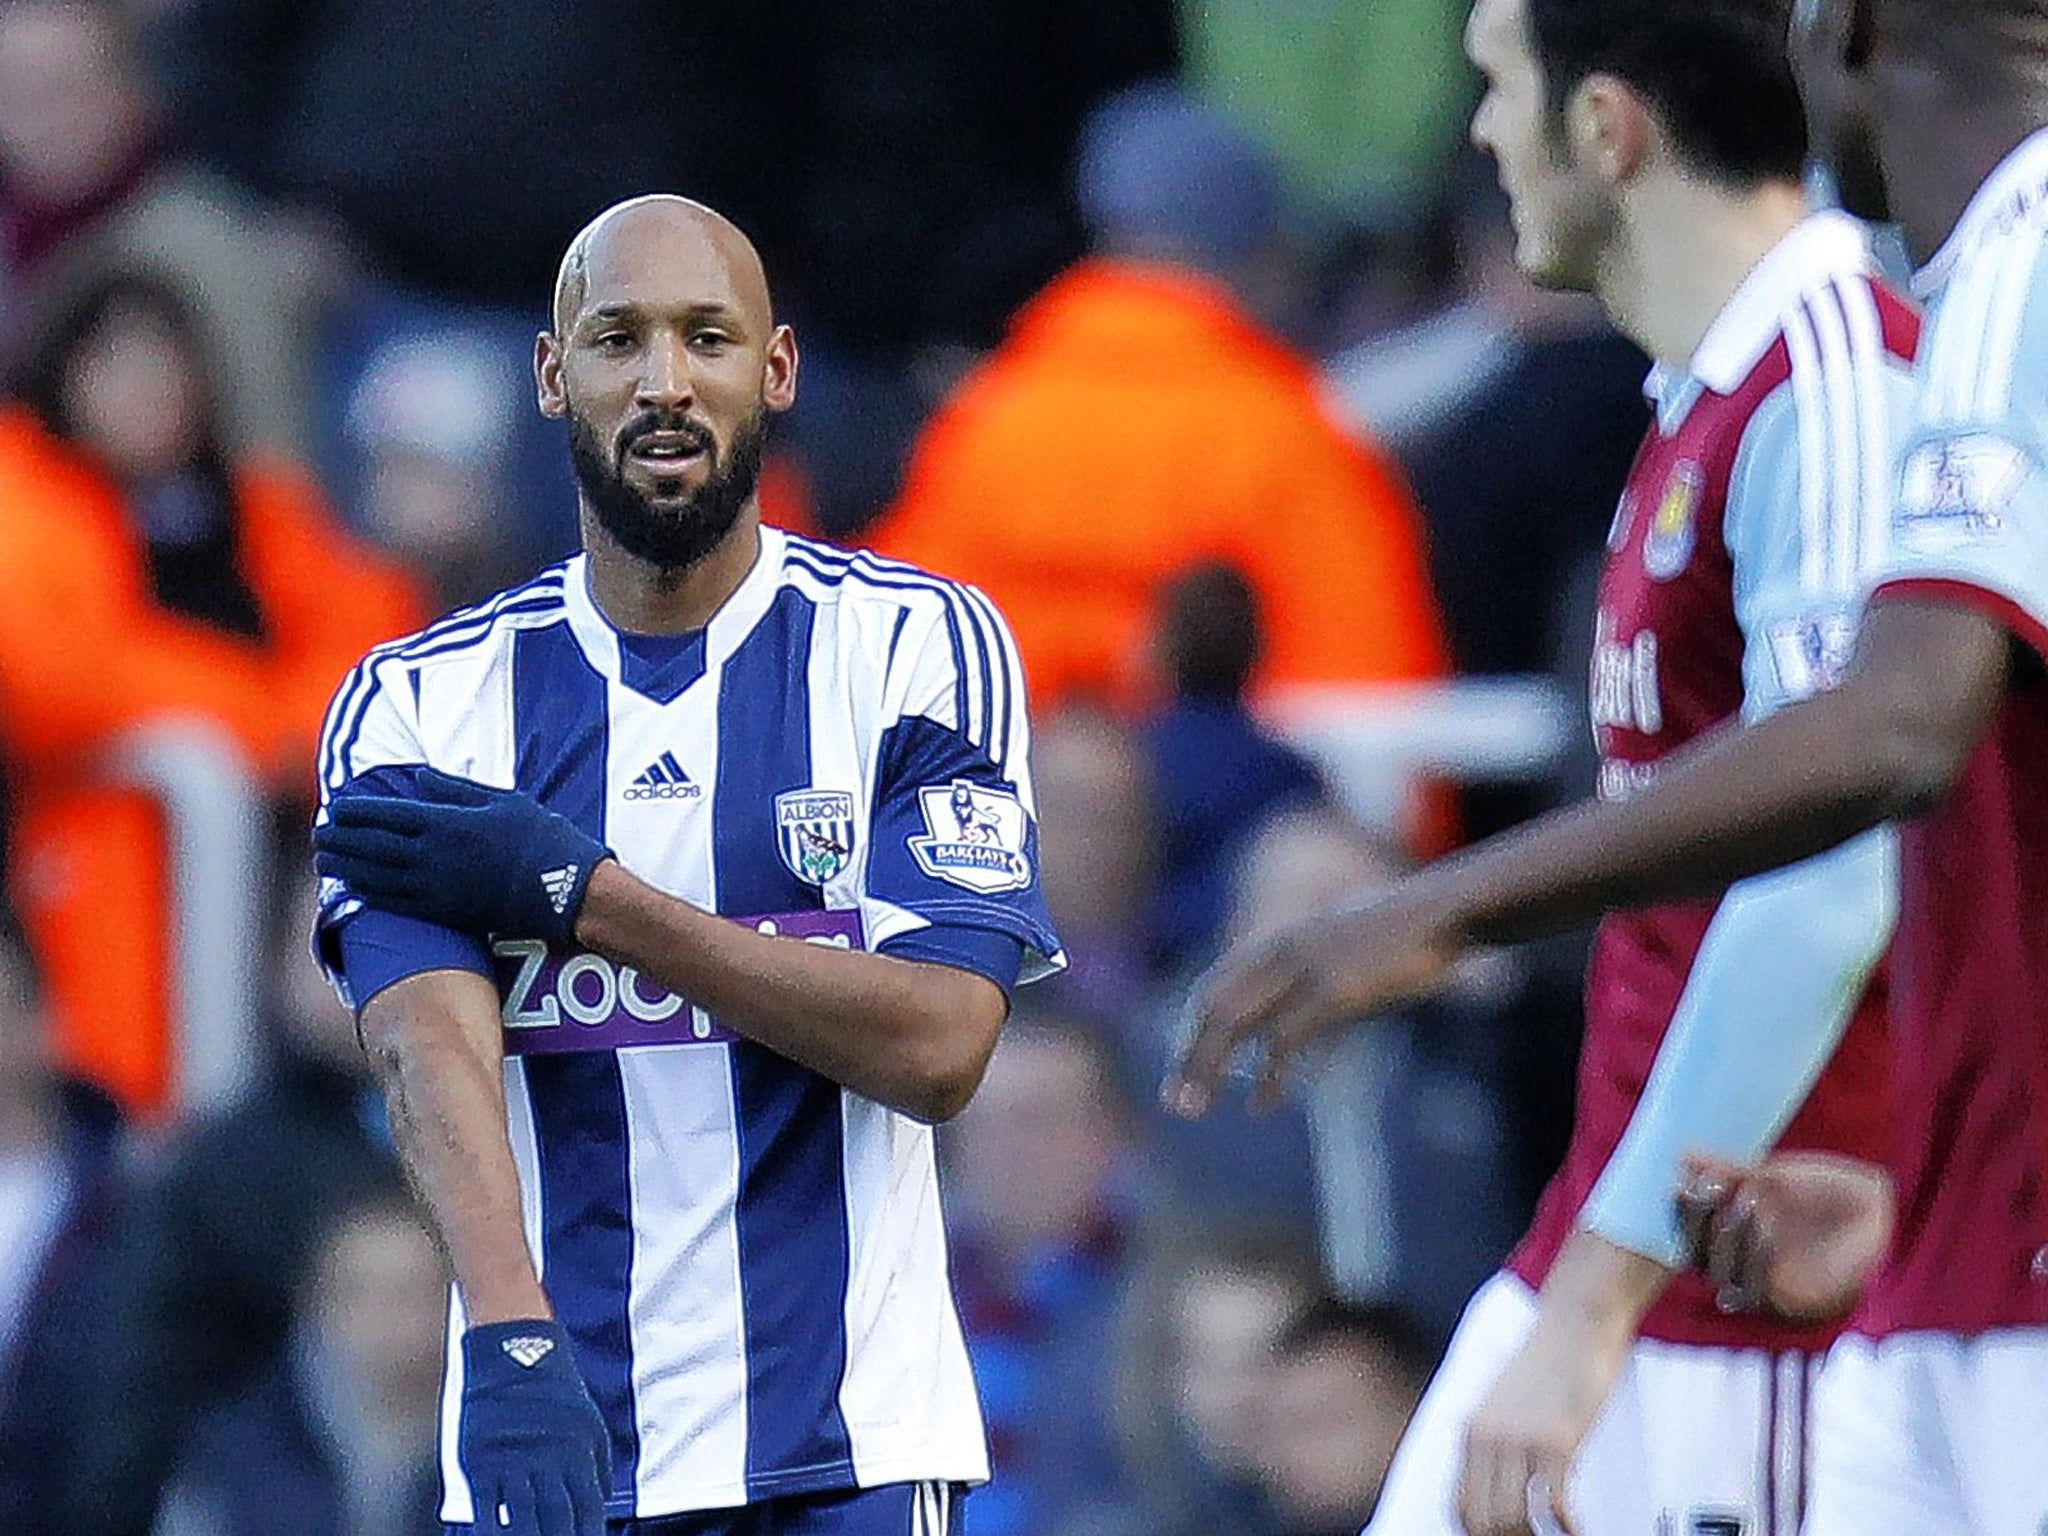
1776, 1352, 1805, 1536
505, 1063, 546, 1269
608, 671, 752, 1510
618, 1048, 750, 1508
834, 1092, 990, 1485
1942, 252, 2008, 421
439, 1287, 472, 1523
1836, 279, 1894, 578
1783, 302, 1832, 594
1807, 289, 1864, 591
1977, 218, 2048, 420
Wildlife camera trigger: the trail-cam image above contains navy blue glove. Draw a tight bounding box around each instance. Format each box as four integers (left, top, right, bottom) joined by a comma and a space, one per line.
460, 1320, 611, 1536
315, 768, 610, 947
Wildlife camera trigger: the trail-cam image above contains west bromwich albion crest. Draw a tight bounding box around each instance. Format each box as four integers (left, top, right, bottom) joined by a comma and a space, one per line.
775, 789, 856, 885
909, 779, 1032, 895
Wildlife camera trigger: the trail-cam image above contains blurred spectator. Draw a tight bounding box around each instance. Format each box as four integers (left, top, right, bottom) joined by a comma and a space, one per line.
0, 267, 422, 1116
0, 921, 123, 1535
1392, 203, 1646, 1197
0, 0, 159, 341
0, 0, 324, 455
52, 861, 402, 1536
1133, 1230, 1322, 1535
155, 1188, 446, 1536
1030, 707, 1156, 1023
867, 82, 1450, 714
1249, 1300, 1430, 1534
945, 1009, 1145, 1536
772, 0, 1180, 536
340, 333, 529, 608
1145, 562, 1325, 973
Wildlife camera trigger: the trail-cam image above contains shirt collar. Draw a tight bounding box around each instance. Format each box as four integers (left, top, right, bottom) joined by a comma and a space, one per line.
1914, 125, 2048, 300
1645, 209, 1874, 428
562, 523, 785, 695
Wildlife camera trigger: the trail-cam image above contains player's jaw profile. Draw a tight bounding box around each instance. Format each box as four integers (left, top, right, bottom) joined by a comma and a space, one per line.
535, 193, 799, 576
1464, 0, 1622, 293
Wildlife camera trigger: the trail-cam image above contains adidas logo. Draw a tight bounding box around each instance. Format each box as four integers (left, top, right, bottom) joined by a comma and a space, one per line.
501, 1335, 556, 1368
540, 865, 580, 915
625, 751, 702, 802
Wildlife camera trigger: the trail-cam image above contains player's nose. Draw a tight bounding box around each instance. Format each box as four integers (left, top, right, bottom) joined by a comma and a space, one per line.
635, 330, 694, 409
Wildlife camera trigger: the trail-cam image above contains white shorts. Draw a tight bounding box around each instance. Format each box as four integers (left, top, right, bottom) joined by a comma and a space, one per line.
1366, 1274, 1816, 1536
1805, 1327, 2048, 1536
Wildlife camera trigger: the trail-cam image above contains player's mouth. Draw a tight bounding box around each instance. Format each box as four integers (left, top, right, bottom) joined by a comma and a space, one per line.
623, 430, 711, 471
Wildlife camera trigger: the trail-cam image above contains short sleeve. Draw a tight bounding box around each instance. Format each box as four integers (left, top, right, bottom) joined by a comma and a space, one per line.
311, 650, 492, 1008
859, 585, 1065, 984
1871, 229, 2048, 659
1725, 280, 1918, 720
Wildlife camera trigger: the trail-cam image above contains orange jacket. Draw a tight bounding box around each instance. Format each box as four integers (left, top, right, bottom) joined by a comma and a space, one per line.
868, 259, 1451, 711
0, 406, 424, 1116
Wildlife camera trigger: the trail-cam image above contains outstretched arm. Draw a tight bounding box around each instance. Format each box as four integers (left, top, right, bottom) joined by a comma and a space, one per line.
1169, 595, 2007, 1113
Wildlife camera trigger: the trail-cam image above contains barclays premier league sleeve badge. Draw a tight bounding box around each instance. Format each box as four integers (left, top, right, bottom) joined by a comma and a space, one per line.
909, 779, 1033, 894
1896, 433, 2030, 552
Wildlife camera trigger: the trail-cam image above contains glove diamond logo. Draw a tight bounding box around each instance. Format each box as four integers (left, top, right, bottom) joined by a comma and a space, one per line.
540, 865, 581, 916
500, 1335, 556, 1368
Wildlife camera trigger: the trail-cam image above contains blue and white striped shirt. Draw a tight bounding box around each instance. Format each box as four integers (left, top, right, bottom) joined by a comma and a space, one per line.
313, 527, 1063, 1520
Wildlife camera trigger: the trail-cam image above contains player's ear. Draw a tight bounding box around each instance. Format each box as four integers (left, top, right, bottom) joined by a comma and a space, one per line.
535, 331, 567, 419
763, 324, 799, 414
1572, 72, 1652, 187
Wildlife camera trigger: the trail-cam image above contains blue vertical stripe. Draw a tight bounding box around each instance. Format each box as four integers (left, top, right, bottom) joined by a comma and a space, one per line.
711, 585, 857, 1493
510, 622, 643, 1509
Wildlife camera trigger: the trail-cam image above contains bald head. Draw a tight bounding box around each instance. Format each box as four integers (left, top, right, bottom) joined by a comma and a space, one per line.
551, 195, 773, 337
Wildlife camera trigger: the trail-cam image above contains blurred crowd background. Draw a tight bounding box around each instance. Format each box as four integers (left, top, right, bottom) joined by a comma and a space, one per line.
0, 2, 1656, 1532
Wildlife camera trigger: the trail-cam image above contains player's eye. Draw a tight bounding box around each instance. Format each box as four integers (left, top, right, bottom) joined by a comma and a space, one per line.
689, 331, 732, 352
594, 331, 636, 353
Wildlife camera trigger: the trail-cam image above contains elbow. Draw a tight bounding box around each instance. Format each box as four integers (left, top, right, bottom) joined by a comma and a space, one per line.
893, 989, 1007, 1125
897, 1044, 994, 1125
1868, 702, 1972, 820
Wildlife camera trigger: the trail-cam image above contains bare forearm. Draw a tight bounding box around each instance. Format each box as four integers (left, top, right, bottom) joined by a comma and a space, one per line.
1429, 690, 1900, 947
362, 971, 547, 1324
574, 863, 1005, 1122
1541, 1228, 1675, 1342
1420, 598, 2010, 947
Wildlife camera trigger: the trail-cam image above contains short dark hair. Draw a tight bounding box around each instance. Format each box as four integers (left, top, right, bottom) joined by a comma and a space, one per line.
1276, 1296, 1436, 1385
11, 266, 226, 451
1525, 0, 1808, 186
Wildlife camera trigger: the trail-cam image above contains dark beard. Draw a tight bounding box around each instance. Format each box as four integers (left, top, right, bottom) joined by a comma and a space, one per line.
568, 401, 768, 572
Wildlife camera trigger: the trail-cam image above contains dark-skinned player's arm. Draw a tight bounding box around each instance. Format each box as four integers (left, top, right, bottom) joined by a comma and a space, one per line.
318, 771, 1016, 1124
571, 862, 1008, 1123
317, 591, 1057, 1127
314, 652, 609, 1536
357, 966, 547, 1323
341, 954, 612, 1536
1167, 593, 2010, 1115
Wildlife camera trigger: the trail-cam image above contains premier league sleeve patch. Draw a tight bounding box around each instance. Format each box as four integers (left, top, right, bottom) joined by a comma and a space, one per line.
908, 779, 1033, 894
1896, 432, 2032, 550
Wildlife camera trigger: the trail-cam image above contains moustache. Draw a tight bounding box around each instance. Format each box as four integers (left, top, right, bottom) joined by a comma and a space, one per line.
616, 413, 717, 462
